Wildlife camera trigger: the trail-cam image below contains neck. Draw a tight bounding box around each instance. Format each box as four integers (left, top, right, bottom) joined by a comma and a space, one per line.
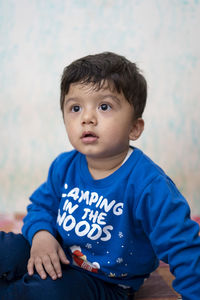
86, 148, 130, 180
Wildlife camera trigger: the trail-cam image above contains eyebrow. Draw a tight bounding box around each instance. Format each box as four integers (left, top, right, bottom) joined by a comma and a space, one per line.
98, 94, 121, 104
64, 97, 79, 105
64, 94, 121, 105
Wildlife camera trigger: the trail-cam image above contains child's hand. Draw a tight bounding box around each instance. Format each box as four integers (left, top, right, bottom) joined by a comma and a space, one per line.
27, 230, 69, 280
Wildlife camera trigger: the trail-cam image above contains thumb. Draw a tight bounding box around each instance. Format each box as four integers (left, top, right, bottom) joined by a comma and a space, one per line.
58, 246, 70, 264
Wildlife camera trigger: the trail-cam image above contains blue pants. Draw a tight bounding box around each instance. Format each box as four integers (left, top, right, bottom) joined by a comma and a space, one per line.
0, 232, 133, 300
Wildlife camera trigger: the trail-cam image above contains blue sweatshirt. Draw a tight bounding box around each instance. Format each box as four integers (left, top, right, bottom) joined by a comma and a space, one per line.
22, 148, 200, 299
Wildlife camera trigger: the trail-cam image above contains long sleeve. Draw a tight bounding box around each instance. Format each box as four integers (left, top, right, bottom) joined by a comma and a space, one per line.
136, 175, 200, 299
22, 152, 70, 244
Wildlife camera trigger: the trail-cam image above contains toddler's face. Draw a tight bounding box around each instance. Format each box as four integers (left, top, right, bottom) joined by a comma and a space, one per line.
63, 82, 136, 160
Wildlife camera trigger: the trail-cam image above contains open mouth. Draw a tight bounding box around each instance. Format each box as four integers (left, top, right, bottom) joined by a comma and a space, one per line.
81, 131, 98, 143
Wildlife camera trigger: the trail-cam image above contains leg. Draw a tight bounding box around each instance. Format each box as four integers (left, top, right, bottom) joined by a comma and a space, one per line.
0, 232, 30, 280
0, 232, 133, 299
4, 266, 130, 300
0, 231, 30, 299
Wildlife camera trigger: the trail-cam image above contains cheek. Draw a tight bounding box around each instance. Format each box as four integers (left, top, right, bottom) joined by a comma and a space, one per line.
103, 122, 129, 142
65, 120, 77, 138
65, 115, 76, 128
65, 126, 78, 148
114, 119, 132, 134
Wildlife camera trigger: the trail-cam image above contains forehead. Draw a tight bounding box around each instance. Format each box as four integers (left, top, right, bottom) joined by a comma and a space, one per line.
66, 80, 121, 98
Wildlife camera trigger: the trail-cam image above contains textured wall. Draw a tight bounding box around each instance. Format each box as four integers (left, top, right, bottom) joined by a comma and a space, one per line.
0, 0, 200, 214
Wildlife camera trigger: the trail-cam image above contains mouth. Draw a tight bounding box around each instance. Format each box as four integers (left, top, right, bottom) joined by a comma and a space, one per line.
81, 131, 99, 143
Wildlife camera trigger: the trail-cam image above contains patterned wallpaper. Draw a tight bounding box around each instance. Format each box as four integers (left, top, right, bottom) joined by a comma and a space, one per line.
0, 0, 200, 214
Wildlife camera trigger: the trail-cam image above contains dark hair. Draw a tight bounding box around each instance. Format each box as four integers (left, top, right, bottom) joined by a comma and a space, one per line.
60, 52, 147, 118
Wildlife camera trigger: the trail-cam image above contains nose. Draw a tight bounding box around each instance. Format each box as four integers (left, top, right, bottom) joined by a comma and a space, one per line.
81, 108, 97, 126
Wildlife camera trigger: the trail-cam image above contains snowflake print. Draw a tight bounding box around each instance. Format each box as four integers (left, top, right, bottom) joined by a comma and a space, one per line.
85, 243, 92, 249
121, 273, 128, 277
108, 272, 116, 277
118, 232, 124, 238
116, 257, 123, 264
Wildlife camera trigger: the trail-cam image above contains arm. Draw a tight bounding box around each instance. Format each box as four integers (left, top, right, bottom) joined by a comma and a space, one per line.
136, 176, 200, 300
22, 154, 65, 244
22, 154, 70, 279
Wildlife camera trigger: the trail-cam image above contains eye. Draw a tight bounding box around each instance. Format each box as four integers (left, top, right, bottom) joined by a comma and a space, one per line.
71, 105, 81, 112
99, 103, 111, 111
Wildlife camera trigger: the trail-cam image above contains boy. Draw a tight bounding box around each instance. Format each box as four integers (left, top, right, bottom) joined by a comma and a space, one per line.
0, 52, 200, 300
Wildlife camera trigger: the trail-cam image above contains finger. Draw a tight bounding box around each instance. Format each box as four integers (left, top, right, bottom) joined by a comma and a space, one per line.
34, 257, 47, 280
50, 253, 63, 278
27, 258, 34, 276
58, 247, 70, 265
42, 255, 57, 280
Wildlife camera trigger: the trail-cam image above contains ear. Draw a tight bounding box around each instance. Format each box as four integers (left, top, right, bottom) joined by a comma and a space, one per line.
129, 118, 144, 141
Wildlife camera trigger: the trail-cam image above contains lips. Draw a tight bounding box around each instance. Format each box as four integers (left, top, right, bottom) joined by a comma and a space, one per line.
81, 131, 98, 143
